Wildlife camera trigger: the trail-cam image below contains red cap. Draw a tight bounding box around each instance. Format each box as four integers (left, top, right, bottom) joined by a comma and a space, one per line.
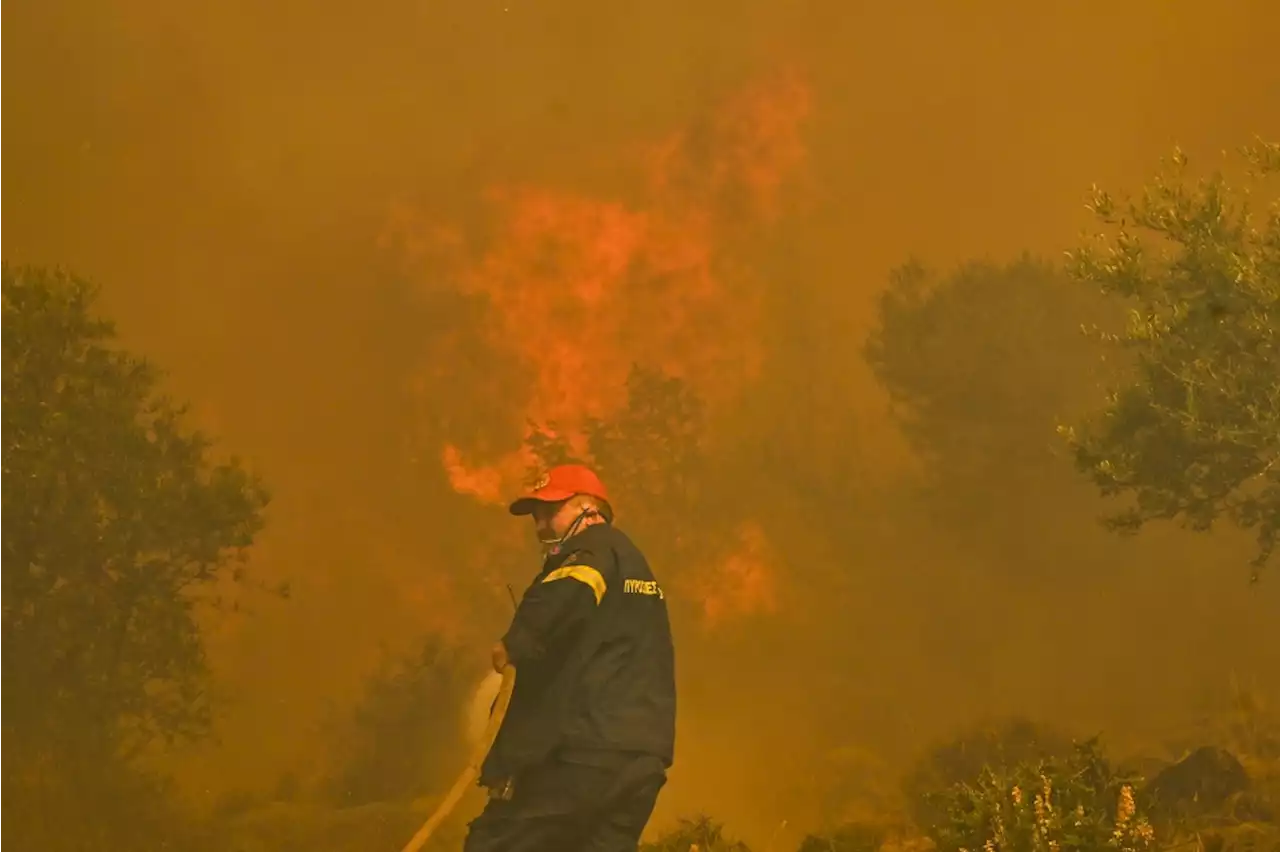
508, 464, 611, 516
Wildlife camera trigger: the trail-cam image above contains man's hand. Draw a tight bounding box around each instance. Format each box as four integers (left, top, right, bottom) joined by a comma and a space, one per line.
491, 641, 510, 673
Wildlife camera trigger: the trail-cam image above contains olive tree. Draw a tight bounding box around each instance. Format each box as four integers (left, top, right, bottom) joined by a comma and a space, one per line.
2, 264, 270, 846
1061, 142, 1280, 579
867, 256, 1106, 492
864, 255, 1116, 559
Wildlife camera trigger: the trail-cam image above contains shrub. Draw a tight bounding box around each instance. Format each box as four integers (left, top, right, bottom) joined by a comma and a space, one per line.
797, 822, 889, 852
930, 739, 1155, 852
903, 718, 1076, 835
641, 815, 753, 852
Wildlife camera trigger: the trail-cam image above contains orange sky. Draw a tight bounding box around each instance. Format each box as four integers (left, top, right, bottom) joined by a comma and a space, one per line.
5, 0, 1280, 845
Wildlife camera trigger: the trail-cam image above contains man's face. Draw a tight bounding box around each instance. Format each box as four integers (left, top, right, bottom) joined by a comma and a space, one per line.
530, 498, 576, 543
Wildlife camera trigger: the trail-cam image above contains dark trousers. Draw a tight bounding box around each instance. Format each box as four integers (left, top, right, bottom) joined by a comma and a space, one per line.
463, 754, 667, 852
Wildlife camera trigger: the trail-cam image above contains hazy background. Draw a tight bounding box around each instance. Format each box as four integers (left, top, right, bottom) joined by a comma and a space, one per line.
5, 0, 1280, 846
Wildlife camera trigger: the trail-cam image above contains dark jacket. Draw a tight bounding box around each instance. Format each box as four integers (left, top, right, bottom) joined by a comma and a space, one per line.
480, 523, 676, 787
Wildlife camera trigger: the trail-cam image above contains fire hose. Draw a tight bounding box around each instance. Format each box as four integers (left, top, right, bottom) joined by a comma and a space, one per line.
398, 664, 517, 852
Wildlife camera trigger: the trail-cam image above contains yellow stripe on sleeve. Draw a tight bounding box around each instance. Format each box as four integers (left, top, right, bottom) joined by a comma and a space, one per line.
541, 564, 607, 605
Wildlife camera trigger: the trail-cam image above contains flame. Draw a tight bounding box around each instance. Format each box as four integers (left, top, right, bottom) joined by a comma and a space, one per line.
385, 69, 812, 510
693, 521, 780, 627
440, 443, 538, 506
646, 68, 812, 222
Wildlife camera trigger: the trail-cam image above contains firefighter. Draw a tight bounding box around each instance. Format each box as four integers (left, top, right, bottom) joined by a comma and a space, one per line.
463, 463, 677, 852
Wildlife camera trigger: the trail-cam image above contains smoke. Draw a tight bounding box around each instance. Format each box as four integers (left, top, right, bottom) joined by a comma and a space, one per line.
5, 0, 1279, 846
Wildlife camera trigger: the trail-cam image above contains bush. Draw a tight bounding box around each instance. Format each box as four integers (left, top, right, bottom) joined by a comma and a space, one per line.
641, 815, 753, 852
903, 718, 1076, 835
930, 738, 1155, 852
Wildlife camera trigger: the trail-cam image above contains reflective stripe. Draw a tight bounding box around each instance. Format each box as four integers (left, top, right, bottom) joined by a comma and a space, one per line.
542, 564, 607, 605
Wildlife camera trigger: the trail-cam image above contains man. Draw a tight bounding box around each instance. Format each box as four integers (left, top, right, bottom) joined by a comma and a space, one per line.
463, 463, 677, 852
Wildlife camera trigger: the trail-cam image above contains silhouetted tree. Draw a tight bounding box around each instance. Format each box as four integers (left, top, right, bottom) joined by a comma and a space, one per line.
322, 638, 471, 807
865, 255, 1114, 525
526, 365, 706, 511
1061, 141, 1280, 579
2, 264, 270, 849
524, 364, 721, 605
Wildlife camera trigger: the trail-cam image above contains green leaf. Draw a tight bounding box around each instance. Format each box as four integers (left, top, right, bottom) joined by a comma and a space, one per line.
2, 264, 271, 787
1063, 142, 1280, 577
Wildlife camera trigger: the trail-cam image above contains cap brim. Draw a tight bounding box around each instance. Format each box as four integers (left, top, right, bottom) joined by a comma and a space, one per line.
508, 488, 575, 515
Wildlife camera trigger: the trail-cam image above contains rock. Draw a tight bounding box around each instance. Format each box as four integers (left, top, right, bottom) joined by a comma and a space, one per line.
1143, 746, 1251, 819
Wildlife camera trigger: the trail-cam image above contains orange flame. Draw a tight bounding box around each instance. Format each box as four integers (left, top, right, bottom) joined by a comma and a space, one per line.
647, 68, 812, 222
693, 522, 780, 628
385, 69, 812, 507
440, 443, 538, 506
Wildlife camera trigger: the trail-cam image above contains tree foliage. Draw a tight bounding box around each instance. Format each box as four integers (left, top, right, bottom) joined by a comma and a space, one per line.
521, 363, 747, 629
865, 256, 1111, 519
526, 363, 708, 557
2, 264, 270, 845
320, 639, 471, 807
866, 255, 1101, 484
1062, 142, 1280, 578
